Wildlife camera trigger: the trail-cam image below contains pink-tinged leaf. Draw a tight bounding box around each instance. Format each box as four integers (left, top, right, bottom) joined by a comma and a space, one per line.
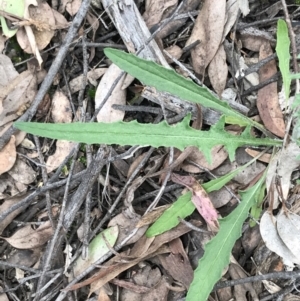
171, 174, 219, 231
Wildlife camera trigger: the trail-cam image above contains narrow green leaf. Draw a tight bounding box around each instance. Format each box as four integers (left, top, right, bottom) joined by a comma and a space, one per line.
146, 157, 260, 237
290, 73, 300, 80
276, 19, 291, 99
186, 173, 266, 301
14, 116, 281, 164
104, 48, 265, 132
249, 183, 265, 227
146, 191, 194, 237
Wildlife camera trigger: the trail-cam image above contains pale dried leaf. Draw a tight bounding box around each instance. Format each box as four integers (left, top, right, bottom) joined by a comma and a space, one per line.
66, 0, 82, 16
143, 0, 178, 28
277, 210, 300, 260
238, 0, 250, 16
257, 42, 285, 137
51, 8, 69, 29
181, 145, 228, 173
186, 0, 226, 75
51, 91, 72, 123
208, 44, 228, 97
0, 136, 16, 176
0, 71, 37, 127
266, 142, 300, 208
96, 64, 126, 123
260, 211, 300, 267
46, 140, 76, 173
222, 0, 239, 41
1, 221, 53, 249
8, 157, 36, 185
62, 68, 106, 94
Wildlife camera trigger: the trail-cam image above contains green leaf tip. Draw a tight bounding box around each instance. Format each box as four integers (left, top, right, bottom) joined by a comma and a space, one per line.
104, 48, 257, 128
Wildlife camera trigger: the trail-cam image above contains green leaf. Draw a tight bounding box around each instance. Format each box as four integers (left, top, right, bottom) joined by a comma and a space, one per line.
146, 191, 194, 237
249, 183, 265, 227
146, 157, 260, 237
14, 116, 281, 164
276, 19, 291, 100
290, 73, 300, 80
104, 48, 265, 132
73, 226, 119, 277
186, 172, 267, 301
0, 0, 25, 37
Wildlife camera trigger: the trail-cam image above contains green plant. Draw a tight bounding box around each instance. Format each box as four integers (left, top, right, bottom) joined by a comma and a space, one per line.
14, 47, 282, 301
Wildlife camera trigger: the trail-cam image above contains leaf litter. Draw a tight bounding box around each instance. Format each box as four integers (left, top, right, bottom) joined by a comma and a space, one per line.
1, 1, 300, 301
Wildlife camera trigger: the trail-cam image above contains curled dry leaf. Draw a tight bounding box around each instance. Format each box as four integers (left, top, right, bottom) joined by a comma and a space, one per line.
171, 173, 219, 230
66, 0, 82, 16
1, 221, 53, 249
185, 0, 226, 76
0, 136, 16, 176
96, 64, 127, 123
257, 42, 285, 138
208, 44, 228, 97
51, 91, 72, 123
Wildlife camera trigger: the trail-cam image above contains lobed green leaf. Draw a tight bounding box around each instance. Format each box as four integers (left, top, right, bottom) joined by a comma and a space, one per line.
15, 116, 281, 164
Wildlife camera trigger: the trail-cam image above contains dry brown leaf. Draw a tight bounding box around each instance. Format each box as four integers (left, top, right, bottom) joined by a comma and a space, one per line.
51, 91, 72, 123
257, 42, 285, 137
143, 0, 178, 28
182, 145, 228, 173
0, 136, 16, 176
8, 157, 36, 185
97, 287, 111, 301
0, 70, 37, 127
66, 220, 201, 293
245, 148, 272, 163
7, 247, 42, 268
66, 0, 82, 16
46, 140, 76, 173
238, 27, 273, 52
108, 210, 147, 246
158, 238, 193, 289
222, 0, 239, 41
96, 64, 127, 123
164, 45, 183, 64
62, 68, 107, 94
136, 205, 171, 228
1, 221, 53, 249
185, 0, 226, 76
0, 193, 30, 235
208, 44, 228, 97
